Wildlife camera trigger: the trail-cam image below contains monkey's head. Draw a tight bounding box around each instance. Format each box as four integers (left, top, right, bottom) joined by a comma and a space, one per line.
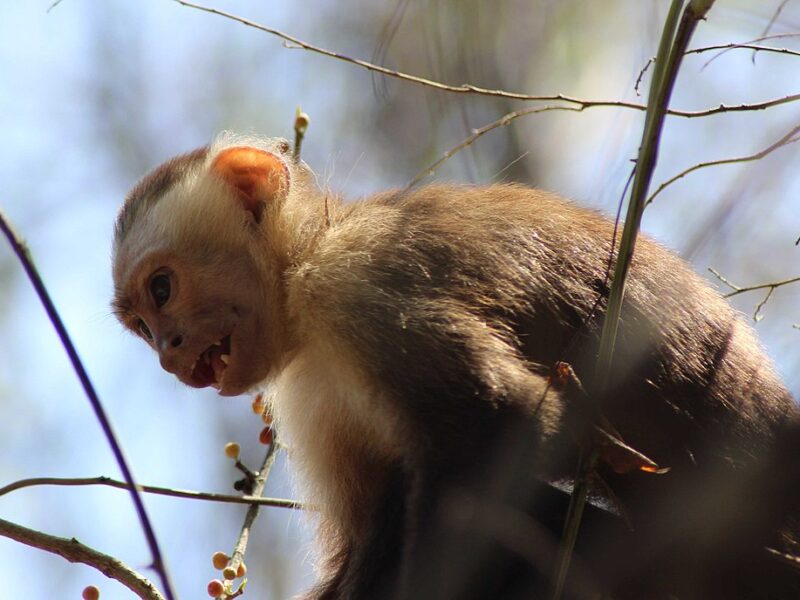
112, 134, 307, 396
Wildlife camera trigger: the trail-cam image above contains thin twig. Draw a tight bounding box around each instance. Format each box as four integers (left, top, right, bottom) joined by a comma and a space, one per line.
0, 517, 165, 600
0, 209, 176, 600
227, 439, 281, 581
687, 42, 800, 61
171, 0, 636, 105
596, 0, 715, 389
709, 268, 800, 321
646, 123, 800, 205
761, 1, 792, 38
171, 0, 800, 120
702, 31, 800, 68
553, 2, 715, 598
0, 476, 302, 510
635, 33, 800, 94
407, 105, 583, 187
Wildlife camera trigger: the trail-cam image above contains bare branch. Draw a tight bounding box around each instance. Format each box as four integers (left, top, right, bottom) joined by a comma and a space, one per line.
709, 268, 800, 321
407, 105, 583, 188
0, 517, 165, 600
671, 93, 800, 117
0, 476, 302, 510
700, 31, 800, 68
172, 0, 597, 103
0, 209, 175, 600
687, 42, 800, 61
172, 0, 800, 120
761, 1, 792, 38
227, 438, 281, 583
646, 122, 800, 205
554, 2, 716, 598
635, 33, 800, 95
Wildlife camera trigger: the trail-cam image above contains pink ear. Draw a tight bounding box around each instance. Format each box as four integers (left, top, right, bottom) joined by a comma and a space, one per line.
211, 147, 288, 222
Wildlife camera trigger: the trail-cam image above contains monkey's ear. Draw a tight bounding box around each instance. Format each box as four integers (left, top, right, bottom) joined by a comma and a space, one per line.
211, 146, 288, 223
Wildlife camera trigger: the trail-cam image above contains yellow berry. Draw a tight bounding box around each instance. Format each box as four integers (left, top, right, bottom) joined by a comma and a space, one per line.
224, 442, 240, 460
82, 586, 100, 600
223, 566, 237, 580
207, 579, 225, 598
237, 562, 247, 578
251, 393, 265, 415
211, 551, 229, 570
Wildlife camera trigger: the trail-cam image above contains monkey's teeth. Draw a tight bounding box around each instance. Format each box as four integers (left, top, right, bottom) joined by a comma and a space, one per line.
220, 354, 230, 365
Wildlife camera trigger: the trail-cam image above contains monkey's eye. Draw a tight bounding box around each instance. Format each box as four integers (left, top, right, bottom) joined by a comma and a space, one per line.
149, 273, 171, 308
137, 318, 153, 341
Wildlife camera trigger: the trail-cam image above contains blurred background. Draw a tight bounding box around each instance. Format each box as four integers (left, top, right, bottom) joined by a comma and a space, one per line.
1, 1, 798, 598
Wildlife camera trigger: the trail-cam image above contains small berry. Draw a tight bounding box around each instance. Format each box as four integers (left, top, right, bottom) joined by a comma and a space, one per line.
212, 551, 229, 570
207, 579, 225, 598
223, 566, 237, 580
237, 562, 247, 577
259, 425, 274, 445
251, 393, 265, 415
295, 111, 311, 133
82, 586, 100, 600
261, 409, 273, 425
224, 442, 240, 460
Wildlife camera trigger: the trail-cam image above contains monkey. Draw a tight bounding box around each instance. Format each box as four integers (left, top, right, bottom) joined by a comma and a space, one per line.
112, 133, 800, 599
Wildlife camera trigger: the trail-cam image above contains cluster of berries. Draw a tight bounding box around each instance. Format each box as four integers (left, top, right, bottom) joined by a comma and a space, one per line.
207, 393, 274, 598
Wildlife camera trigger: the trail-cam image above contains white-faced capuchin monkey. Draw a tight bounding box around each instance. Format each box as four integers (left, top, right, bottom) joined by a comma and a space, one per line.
112, 133, 800, 600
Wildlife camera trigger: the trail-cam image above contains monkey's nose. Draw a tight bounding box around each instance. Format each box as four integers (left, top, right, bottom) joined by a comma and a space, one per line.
157, 336, 186, 375
159, 351, 182, 375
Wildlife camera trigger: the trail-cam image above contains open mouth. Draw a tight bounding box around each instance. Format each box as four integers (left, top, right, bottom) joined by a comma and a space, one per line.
190, 334, 232, 388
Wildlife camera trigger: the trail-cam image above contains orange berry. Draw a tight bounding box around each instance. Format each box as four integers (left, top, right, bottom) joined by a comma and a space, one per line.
224, 442, 240, 460
261, 409, 273, 425
237, 562, 247, 578
259, 425, 274, 445
223, 566, 237, 580
207, 579, 225, 598
211, 551, 229, 570
82, 586, 100, 600
251, 393, 265, 415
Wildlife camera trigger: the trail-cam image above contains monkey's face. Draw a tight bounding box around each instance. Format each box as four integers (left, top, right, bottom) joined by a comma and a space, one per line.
113, 242, 282, 396
113, 141, 294, 396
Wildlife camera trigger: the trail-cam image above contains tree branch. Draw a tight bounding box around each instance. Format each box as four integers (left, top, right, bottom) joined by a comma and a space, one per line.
709, 268, 800, 322
0, 517, 165, 600
0, 476, 302, 510
0, 209, 176, 600
407, 105, 583, 187
554, 2, 715, 598
646, 122, 800, 205
226, 438, 281, 587
172, 0, 799, 120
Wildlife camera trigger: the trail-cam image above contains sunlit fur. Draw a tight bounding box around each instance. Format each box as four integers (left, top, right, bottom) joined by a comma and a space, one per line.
114, 134, 798, 599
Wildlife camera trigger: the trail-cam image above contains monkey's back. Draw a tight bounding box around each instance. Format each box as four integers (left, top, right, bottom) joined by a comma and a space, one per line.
296, 183, 794, 470
285, 183, 799, 599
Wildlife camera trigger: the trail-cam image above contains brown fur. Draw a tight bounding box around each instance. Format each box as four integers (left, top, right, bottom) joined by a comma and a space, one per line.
113, 135, 799, 599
